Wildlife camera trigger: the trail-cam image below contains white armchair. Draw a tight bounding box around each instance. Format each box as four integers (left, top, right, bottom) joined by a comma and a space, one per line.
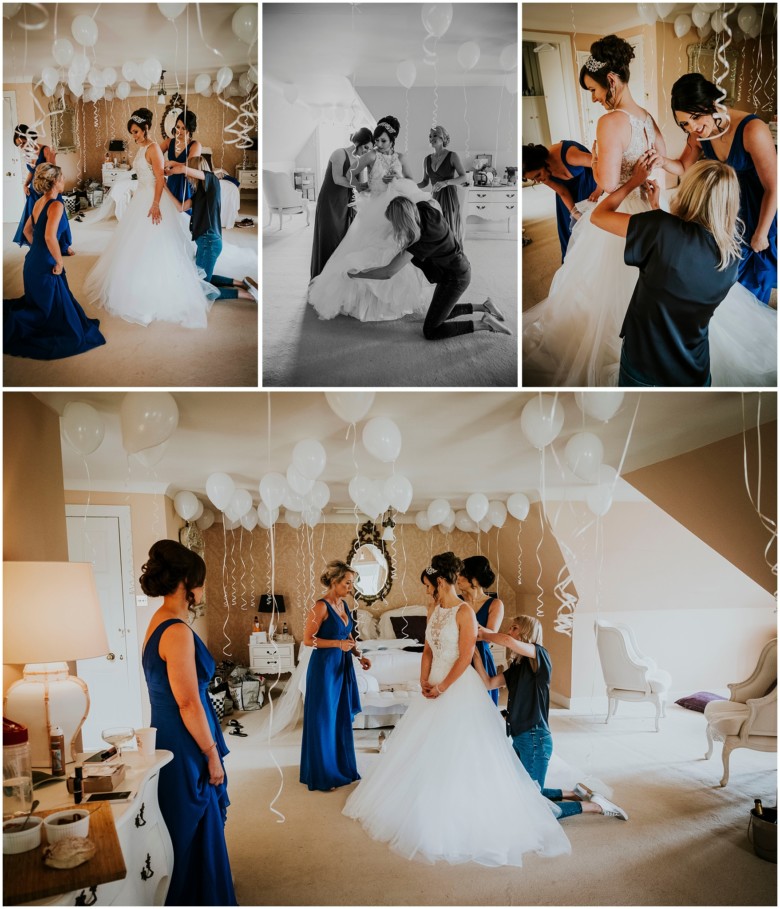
262, 170, 310, 231
594, 620, 672, 732
704, 638, 777, 787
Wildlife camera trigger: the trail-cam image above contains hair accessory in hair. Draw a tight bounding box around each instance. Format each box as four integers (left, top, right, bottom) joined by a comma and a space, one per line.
131, 114, 147, 125
424, 566, 437, 576
584, 56, 608, 73
377, 120, 397, 135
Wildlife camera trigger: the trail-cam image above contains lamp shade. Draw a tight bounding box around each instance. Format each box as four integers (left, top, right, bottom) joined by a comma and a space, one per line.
3, 562, 109, 663
257, 594, 285, 613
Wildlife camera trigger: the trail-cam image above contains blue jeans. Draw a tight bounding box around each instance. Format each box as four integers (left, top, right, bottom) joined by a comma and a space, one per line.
512, 724, 582, 820
194, 232, 238, 300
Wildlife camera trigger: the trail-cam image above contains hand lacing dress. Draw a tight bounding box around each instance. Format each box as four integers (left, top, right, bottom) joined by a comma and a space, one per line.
343, 604, 571, 866
307, 150, 435, 321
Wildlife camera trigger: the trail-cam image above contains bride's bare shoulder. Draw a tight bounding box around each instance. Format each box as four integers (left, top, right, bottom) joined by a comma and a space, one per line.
597, 111, 631, 138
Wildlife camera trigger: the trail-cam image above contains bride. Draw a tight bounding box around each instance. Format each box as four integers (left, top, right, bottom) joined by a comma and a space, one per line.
85, 108, 217, 328
308, 115, 435, 322
343, 552, 571, 866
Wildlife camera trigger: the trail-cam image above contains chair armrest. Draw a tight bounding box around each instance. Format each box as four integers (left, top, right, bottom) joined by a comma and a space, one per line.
743, 688, 778, 739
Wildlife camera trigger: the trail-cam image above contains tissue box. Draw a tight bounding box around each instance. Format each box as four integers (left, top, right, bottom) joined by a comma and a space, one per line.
67, 764, 126, 793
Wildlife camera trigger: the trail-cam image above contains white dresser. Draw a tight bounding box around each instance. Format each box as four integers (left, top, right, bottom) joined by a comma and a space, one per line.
465, 185, 518, 237
101, 164, 131, 186
236, 167, 258, 198
26, 751, 174, 906
248, 639, 295, 675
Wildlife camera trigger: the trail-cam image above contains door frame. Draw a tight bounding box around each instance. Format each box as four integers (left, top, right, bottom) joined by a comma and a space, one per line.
522, 31, 581, 143
4, 90, 24, 223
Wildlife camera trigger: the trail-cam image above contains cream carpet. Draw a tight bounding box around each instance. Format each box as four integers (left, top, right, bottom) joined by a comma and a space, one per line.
3, 205, 259, 387
262, 218, 518, 387
222, 697, 776, 907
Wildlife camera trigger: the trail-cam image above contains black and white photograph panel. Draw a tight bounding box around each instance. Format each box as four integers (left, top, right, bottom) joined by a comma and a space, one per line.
263, 2, 519, 388
3, 3, 259, 388
521, 2, 777, 388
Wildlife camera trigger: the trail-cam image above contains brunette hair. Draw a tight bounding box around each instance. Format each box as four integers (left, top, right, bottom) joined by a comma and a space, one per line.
351, 127, 373, 147
385, 196, 421, 248
320, 560, 355, 588
176, 108, 197, 135
32, 162, 61, 195
420, 551, 464, 587
460, 555, 496, 589
671, 73, 723, 128
373, 115, 400, 146
578, 34, 635, 94
127, 107, 153, 137
139, 540, 206, 613
522, 144, 550, 175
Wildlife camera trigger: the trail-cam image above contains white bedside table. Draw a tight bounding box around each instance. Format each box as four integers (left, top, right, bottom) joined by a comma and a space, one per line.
466, 185, 518, 237
249, 639, 295, 674
101, 164, 131, 186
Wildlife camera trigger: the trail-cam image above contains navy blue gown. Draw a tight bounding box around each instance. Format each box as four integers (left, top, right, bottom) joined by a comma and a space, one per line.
476, 597, 499, 706
549, 141, 597, 261
701, 115, 777, 304
4, 198, 105, 360
13, 145, 47, 247
300, 599, 362, 791
142, 619, 237, 907
166, 139, 195, 215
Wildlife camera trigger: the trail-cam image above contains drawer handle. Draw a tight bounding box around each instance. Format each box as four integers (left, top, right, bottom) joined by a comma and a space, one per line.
135, 802, 147, 827
476, 193, 487, 198
140, 853, 155, 881
476, 205, 486, 210
505, 205, 516, 210
75, 886, 98, 906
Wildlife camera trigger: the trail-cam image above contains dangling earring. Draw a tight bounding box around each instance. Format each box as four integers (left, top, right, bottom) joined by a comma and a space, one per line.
714, 115, 722, 132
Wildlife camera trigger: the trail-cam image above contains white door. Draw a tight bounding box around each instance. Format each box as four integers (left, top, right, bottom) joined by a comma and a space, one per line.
66, 507, 142, 751
537, 45, 570, 144
522, 97, 549, 146
3, 92, 24, 223
577, 51, 603, 149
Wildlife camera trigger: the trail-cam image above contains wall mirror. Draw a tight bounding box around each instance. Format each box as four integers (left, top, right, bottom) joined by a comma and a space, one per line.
347, 521, 392, 605
179, 522, 206, 619
48, 97, 77, 152
687, 35, 737, 104
161, 93, 186, 141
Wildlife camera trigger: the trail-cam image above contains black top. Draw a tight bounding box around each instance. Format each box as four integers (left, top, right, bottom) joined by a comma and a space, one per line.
620, 209, 739, 386
503, 644, 551, 736
407, 201, 469, 275
190, 171, 222, 241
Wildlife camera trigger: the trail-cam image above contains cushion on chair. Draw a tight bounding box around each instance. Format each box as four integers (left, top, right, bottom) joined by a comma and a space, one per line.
675, 691, 726, 713
704, 699, 750, 736
647, 669, 672, 694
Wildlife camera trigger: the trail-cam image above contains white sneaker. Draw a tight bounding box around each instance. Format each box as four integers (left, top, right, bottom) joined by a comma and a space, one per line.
592, 794, 628, 820
574, 782, 594, 800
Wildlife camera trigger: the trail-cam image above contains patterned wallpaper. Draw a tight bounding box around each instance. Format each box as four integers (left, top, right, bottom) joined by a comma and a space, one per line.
202, 523, 517, 666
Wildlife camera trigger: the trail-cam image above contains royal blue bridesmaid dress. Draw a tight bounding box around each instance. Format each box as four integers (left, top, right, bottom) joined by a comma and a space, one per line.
13, 145, 48, 247
166, 139, 196, 214
142, 619, 237, 906
548, 140, 597, 261
4, 198, 105, 360
300, 600, 362, 791
476, 596, 499, 706
701, 115, 777, 304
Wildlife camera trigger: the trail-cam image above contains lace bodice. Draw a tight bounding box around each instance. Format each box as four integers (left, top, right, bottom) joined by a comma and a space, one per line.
133, 146, 157, 187
612, 110, 656, 193
426, 605, 461, 676
369, 151, 403, 196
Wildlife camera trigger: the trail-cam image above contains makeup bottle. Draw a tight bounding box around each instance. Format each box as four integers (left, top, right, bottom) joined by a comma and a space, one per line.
73, 764, 83, 805
50, 726, 65, 777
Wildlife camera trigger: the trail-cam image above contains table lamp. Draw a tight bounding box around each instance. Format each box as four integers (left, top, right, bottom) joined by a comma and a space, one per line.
3, 562, 110, 767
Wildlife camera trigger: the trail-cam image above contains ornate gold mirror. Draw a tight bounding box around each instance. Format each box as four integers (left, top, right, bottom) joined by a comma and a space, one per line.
179, 521, 206, 619
347, 521, 393, 605
161, 93, 186, 141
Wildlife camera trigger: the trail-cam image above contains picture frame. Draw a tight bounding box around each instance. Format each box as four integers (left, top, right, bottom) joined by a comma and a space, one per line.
474, 153, 493, 170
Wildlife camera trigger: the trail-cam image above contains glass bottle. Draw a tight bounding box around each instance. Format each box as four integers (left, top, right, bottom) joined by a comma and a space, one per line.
754, 798, 764, 816
3, 717, 32, 815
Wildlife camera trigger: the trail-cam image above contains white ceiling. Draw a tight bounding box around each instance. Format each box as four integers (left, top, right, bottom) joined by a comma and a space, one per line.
3, 3, 256, 85
263, 2, 518, 88
34, 391, 776, 516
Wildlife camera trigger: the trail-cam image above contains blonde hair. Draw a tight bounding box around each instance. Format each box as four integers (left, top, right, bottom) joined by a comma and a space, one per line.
32, 163, 61, 196
186, 155, 211, 190
320, 560, 355, 589
385, 196, 421, 249
670, 159, 743, 271
509, 615, 543, 656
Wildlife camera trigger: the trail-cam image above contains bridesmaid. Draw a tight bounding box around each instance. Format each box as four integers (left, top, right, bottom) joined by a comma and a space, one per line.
310, 127, 373, 279
300, 561, 371, 791
4, 163, 105, 359
653, 73, 777, 304
522, 142, 600, 260
12, 125, 68, 250
418, 125, 468, 242
457, 555, 505, 706
160, 109, 201, 214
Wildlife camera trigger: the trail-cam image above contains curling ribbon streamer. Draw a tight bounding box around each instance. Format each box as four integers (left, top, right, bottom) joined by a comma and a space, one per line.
740, 393, 778, 578
706, 5, 737, 141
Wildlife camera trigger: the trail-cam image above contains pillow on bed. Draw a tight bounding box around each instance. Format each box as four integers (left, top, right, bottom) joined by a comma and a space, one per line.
354, 608, 379, 640
390, 615, 427, 644
674, 691, 726, 713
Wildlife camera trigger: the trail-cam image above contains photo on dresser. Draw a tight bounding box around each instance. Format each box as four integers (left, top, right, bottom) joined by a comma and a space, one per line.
521, 1, 777, 388
2, 3, 259, 388
263, 2, 519, 388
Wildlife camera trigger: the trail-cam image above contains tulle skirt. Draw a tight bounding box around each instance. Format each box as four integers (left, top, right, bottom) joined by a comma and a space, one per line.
307, 180, 435, 322
84, 181, 217, 328
343, 665, 571, 866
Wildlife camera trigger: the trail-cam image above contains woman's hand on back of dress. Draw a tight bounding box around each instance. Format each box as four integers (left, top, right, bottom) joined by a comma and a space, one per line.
644, 179, 661, 210
165, 161, 184, 175
631, 154, 653, 186
588, 187, 603, 203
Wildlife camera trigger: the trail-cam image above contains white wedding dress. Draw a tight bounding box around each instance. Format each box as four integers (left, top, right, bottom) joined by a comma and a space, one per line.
85, 145, 217, 327
343, 604, 571, 866
308, 150, 435, 322
523, 110, 777, 387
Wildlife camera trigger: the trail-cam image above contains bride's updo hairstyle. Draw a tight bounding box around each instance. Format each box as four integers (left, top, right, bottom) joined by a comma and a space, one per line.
420, 552, 464, 590
32, 163, 61, 195
373, 115, 400, 147
578, 34, 635, 99
127, 107, 154, 137
460, 555, 495, 589
139, 539, 206, 613
522, 144, 550, 176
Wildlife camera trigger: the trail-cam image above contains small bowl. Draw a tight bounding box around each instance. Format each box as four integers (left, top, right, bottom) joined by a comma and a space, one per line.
3, 815, 43, 854
43, 809, 90, 843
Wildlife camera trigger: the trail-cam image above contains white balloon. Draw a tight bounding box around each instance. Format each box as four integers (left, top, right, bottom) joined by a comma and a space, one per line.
457, 41, 480, 70
3, 4, 21, 19
737, 4, 758, 33
574, 391, 624, 422
478, 516, 493, 533
71, 14, 98, 48
455, 510, 478, 532
302, 506, 321, 528
596, 464, 618, 487
192, 499, 204, 521
114, 81, 130, 100
67, 77, 84, 98
87, 67, 104, 87
241, 511, 258, 531
292, 438, 327, 480
197, 508, 215, 531
122, 61, 137, 82
507, 493, 530, 521
284, 509, 303, 529
697, 21, 713, 38
201, 84, 213, 98
287, 463, 314, 495
362, 417, 402, 462
42, 82, 56, 97
384, 474, 413, 513
259, 472, 288, 511
194, 73, 211, 95
133, 441, 168, 468
71, 53, 90, 79
358, 492, 383, 520
691, 5, 710, 28
699, 3, 720, 11
157, 2, 187, 20
102, 67, 117, 87
231, 4, 257, 44
215, 66, 233, 93
487, 500, 507, 528
711, 10, 726, 33
520, 395, 565, 449
427, 498, 450, 526
174, 490, 199, 521
466, 492, 489, 524
674, 13, 692, 38
223, 516, 241, 531
439, 513, 456, 533
228, 488, 252, 519
325, 391, 375, 424
282, 486, 304, 512
120, 392, 179, 454
143, 57, 162, 84
396, 60, 416, 89
206, 472, 235, 512
247, 65, 258, 85
309, 480, 331, 511
637, 3, 657, 26
62, 402, 105, 455
654, 3, 674, 18
499, 43, 517, 71
586, 485, 613, 517
42, 67, 59, 90
421, 2, 453, 38
415, 511, 432, 532
349, 474, 373, 507
52, 37, 74, 65
565, 432, 604, 481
